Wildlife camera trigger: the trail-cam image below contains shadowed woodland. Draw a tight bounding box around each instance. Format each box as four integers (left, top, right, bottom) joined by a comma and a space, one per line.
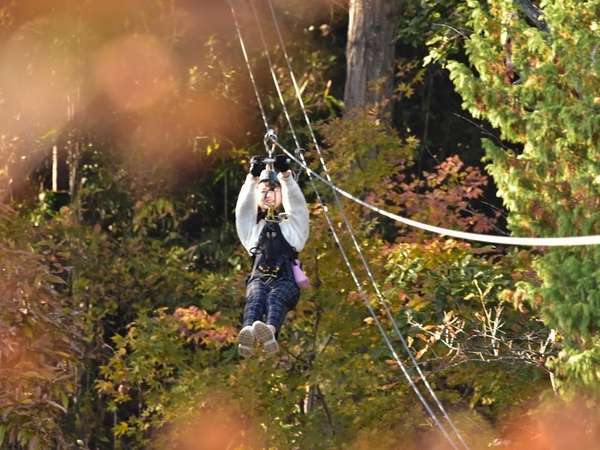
0, 1, 599, 449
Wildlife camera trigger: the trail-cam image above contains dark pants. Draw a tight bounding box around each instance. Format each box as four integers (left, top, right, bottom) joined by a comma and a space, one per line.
243, 276, 300, 333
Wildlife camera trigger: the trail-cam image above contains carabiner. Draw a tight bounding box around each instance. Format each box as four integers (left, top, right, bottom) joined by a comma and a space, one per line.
264, 129, 278, 144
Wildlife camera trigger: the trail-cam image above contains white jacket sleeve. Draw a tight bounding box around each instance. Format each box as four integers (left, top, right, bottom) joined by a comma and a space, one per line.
235, 174, 259, 253
279, 172, 310, 252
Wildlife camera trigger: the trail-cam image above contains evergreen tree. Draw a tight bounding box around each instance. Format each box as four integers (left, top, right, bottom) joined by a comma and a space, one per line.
444, 0, 600, 395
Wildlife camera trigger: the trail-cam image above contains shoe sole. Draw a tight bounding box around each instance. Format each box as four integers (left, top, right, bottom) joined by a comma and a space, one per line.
253, 321, 279, 356
237, 327, 255, 358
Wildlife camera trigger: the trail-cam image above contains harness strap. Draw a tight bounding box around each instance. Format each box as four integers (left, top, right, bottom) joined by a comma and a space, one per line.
249, 247, 261, 280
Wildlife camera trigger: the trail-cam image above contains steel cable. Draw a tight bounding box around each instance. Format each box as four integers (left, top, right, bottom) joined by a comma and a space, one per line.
228, 1, 461, 448
263, 2, 473, 448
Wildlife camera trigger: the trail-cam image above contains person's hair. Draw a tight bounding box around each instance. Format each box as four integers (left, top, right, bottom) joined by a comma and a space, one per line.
258, 181, 280, 190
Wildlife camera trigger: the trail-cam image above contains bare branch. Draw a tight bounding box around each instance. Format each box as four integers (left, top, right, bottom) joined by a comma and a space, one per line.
514, 0, 549, 32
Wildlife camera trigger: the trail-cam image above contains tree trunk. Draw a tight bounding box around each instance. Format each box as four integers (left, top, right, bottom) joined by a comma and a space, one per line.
52, 144, 59, 192
344, 0, 397, 119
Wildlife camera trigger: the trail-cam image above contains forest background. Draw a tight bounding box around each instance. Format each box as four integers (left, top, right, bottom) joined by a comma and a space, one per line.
0, 1, 599, 449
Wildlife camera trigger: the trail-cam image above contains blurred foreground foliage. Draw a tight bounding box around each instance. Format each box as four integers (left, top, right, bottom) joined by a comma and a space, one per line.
1, 1, 597, 449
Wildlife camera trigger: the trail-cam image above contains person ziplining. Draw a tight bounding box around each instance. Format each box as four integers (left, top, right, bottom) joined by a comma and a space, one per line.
235, 153, 309, 358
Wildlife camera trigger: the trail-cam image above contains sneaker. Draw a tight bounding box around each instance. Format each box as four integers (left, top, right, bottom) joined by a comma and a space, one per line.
237, 325, 255, 358
252, 321, 279, 356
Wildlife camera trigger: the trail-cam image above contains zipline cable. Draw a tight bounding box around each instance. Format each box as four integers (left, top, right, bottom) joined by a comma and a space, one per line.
247, 0, 304, 179
228, 0, 269, 133
262, 3, 471, 449
229, 2, 461, 448
275, 144, 600, 247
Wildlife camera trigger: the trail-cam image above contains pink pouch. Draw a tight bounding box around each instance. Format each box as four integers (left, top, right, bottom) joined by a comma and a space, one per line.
292, 259, 311, 289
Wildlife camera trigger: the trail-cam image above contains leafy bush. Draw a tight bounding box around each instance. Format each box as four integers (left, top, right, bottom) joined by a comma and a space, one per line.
0, 210, 83, 449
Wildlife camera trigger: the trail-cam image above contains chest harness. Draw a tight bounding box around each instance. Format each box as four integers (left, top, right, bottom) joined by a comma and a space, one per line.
249, 218, 297, 282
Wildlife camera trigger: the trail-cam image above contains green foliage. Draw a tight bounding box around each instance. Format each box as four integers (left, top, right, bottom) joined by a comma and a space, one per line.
96, 307, 236, 446
91, 114, 555, 449
87, 117, 447, 448
78, 147, 134, 234
263, 45, 344, 151
398, 0, 470, 57
318, 111, 416, 194
443, 0, 600, 395
384, 239, 551, 408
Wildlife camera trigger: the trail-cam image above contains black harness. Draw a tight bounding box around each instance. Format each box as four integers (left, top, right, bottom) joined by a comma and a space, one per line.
249, 221, 297, 282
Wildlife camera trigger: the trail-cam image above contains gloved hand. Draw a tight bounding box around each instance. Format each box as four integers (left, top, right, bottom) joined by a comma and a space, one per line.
249, 155, 265, 177
274, 154, 291, 173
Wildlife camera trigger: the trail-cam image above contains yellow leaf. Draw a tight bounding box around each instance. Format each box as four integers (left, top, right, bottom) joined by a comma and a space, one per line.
415, 347, 428, 360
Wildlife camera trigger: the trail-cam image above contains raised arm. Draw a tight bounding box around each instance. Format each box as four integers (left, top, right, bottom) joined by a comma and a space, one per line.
235, 173, 258, 252
279, 171, 309, 252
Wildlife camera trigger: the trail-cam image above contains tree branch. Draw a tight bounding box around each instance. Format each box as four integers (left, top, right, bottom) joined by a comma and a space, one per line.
514, 0, 548, 32
316, 385, 335, 435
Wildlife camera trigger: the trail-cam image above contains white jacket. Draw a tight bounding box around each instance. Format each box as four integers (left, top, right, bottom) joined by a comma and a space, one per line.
235, 172, 309, 255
